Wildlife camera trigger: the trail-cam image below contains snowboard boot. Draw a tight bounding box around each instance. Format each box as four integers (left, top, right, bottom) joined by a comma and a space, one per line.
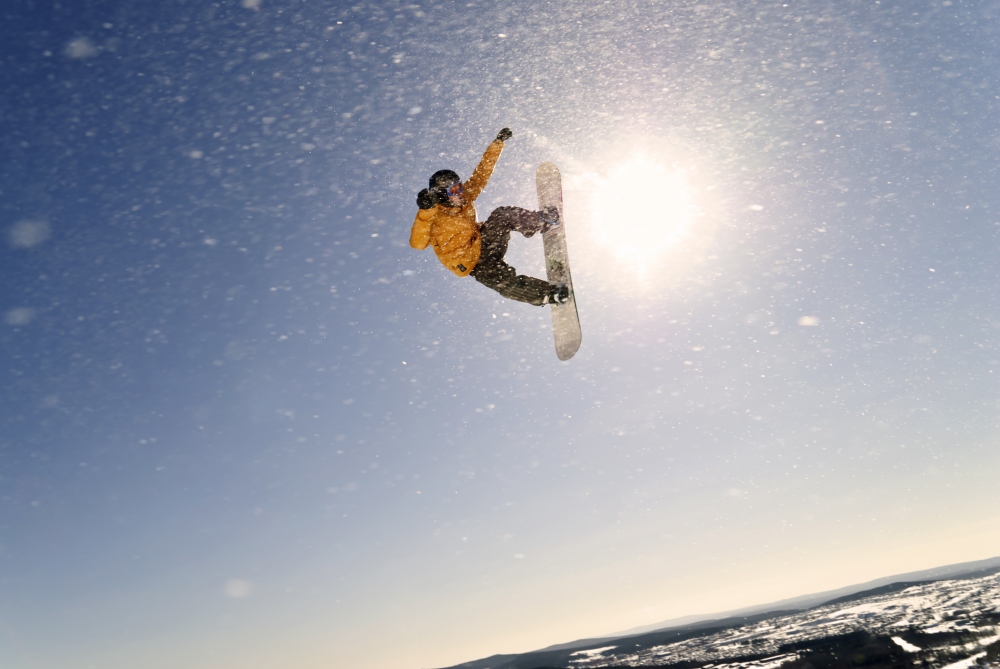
545, 283, 570, 306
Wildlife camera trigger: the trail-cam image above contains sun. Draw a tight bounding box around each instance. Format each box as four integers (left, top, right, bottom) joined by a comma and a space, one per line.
586, 154, 698, 276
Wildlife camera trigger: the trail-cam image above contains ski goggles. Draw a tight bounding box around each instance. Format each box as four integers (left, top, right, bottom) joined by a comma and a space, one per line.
445, 183, 464, 197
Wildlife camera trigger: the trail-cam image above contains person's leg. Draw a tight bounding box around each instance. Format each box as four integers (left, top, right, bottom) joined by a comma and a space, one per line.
485, 206, 546, 239
472, 257, 553, 306
472, 208, 554, 306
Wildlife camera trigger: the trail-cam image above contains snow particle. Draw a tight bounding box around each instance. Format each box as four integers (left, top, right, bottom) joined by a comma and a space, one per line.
8, 219, 51, 248
5, 308, 36, 326
188, 150, 204, 159
242, 0, 263, 9
797, 316, 820, 326
408, 107, 422, 116
65, 37, 99, 59
749, 204, 764, 211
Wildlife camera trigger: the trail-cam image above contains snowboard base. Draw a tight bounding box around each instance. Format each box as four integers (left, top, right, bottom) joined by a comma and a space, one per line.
536, 162, 582, 361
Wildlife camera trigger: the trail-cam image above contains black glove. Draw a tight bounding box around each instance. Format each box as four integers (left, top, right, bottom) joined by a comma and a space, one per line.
417, 188, 435, 209
496, 127, 513, 142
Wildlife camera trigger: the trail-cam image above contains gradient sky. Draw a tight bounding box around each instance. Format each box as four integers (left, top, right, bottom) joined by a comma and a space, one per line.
3, 1, 1000, 668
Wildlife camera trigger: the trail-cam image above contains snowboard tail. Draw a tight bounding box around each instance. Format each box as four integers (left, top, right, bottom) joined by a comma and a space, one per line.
536, 162, 582, 361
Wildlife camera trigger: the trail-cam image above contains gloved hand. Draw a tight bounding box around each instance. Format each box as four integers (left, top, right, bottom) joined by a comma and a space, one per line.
417, 188, 435, 209
496, 127, 513, 142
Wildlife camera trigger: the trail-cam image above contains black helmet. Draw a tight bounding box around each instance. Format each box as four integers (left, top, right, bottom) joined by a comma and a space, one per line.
429, 169, 460, 190
428, 169, 462, 206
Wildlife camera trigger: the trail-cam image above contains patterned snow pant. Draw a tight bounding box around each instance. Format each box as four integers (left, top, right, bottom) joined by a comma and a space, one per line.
470, 206, 555, 306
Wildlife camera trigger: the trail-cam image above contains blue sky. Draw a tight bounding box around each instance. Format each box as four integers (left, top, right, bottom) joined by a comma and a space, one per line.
2, 1, 1000, 668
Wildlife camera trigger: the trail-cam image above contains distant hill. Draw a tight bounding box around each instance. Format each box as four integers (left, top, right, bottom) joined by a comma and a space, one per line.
815, 562, 1000, 609
439, 610, 802, 669
435, 554, 1000, 669
606, 554, 1000, 639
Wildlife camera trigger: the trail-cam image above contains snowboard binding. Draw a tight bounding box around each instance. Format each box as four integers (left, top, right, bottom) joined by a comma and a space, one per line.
545, 283, 570, 306
540, 206, 561, 233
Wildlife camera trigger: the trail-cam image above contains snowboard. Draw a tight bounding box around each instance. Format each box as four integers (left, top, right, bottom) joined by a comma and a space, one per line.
536, 162, 582, 361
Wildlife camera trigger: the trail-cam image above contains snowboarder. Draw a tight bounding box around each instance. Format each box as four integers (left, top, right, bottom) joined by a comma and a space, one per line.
409, 128, 570, 307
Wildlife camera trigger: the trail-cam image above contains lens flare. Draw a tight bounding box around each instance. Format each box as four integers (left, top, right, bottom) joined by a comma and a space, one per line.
588, 155, 697, 275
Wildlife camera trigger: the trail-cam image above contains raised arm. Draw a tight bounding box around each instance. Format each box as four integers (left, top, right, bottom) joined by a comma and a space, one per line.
464, 128, 512, 202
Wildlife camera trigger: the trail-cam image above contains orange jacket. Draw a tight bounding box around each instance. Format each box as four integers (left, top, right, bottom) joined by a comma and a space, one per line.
409, 139, 504, 276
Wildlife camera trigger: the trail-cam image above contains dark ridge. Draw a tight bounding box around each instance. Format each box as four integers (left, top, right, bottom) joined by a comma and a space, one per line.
943, 564, 1000, 581
443, 655, 520, 669
813, 581, 929, 608
436, 611, 801, 669
813, 564, 1000, 610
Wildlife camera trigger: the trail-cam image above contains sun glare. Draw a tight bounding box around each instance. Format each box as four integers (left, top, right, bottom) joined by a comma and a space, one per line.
587, 154, 698, 275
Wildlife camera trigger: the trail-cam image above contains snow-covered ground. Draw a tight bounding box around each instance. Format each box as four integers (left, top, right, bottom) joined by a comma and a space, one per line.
570, 573, 1000, 668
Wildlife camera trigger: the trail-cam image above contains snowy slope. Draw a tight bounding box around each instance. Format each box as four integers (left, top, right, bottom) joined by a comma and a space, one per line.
570, 572, 1000, 668
441, 563, 1000, 669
